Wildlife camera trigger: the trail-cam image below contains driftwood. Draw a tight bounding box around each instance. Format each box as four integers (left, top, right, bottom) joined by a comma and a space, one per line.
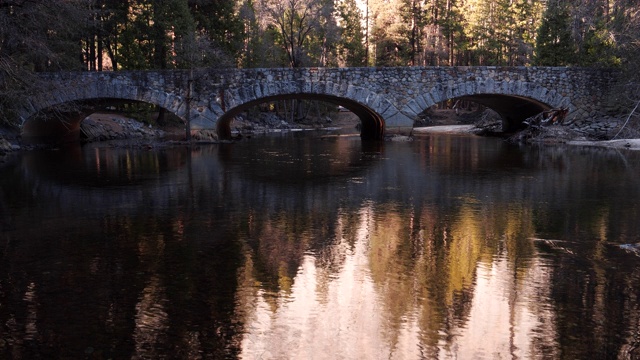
612, 100, 640, 139
523, 108, 569, 128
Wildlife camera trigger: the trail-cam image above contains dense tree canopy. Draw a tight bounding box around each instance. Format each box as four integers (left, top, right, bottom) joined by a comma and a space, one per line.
0, 0, 91, 124
1, 0, 639, 124
2, 0, 638, 71
534, 0, 574, 66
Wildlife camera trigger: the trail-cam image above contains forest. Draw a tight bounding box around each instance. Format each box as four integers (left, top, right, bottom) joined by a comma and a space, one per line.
0, 0, 639, 125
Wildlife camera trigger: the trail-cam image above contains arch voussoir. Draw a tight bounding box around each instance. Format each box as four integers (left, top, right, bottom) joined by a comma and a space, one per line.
404, 99, 423, 117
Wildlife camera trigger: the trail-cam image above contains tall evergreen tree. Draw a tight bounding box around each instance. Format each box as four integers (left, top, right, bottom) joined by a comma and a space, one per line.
534, 0, 575, 66
0, 0, 91, 125
370, 0, 408, 66
98, 0, 235, 70
398, 0, 424, 65
578, 13, 620, 66
335, 0, 367, 66
510, 0, 544, 65
439, 0, 467, 65
238, 0, 283, 67
611, 0, 640, 75
189, 0, 243, 63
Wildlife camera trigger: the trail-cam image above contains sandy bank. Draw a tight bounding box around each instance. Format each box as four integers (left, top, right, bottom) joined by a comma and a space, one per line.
414, 125, 640, 151
413, 125, 476, 134
568, 139, 640, 151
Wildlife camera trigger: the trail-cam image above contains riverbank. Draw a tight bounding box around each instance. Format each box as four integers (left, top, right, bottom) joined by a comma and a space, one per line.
2, 110, 640, 156
0, 111, 361, 156
568, 138, 640, 150
414, 123, 640, 151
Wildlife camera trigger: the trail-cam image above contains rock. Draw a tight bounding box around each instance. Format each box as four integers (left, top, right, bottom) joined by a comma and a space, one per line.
80, 114, 164, 143
619, 243, 640, 256
191, 129, 218, 141
386, 135, 413, 142
0, 138, 13, 153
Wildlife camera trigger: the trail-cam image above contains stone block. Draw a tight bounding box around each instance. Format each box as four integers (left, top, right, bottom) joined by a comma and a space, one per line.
345, 85, 357, 98
421, 93, 436, 107
253, 84, 263, 99
384, 113, 414, 135
208, 100, 224, 116
351, 87, 368, 103
373, 97, 392, 115
414, 94, 428, 110
464, 82, 476, 95
404, 99, 423, 116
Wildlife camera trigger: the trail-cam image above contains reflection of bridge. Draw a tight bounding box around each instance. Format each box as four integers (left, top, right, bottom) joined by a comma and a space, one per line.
22, 67, 618, 141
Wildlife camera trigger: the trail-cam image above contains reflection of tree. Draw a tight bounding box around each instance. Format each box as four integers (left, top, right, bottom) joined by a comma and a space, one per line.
21, 144, 188, 187
243, 211, 310, 296
227, 137, 640, 358
233, 193, 560, 357
535, 207, 640, 359
0, 192, 251, 359
238, 203, 341, 298
4, 135, 640, 358
363, 198, 550, 355
111, 211, 247, 358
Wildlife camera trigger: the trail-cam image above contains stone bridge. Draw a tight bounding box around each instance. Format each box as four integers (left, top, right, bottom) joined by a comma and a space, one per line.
20, 66, 620, 142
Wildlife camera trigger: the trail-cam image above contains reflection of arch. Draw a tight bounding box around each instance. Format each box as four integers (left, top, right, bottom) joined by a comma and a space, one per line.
217, 132, 383, 184
401, 80, 574, 131
22, 142, 188, 186
216, 94, 385, 140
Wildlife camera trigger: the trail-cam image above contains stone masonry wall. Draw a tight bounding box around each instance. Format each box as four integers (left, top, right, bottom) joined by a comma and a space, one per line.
25, 66, 622, 138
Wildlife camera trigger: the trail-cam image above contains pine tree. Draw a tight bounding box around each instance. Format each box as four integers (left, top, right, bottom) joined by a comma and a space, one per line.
370, 0, 408, 66
510, 0, 545, 65
534, 0, 575, 66
398, 0, 424, 65
336, 0, 367, 66
439, 0, 467, 65
576, 1, 620, 67
0, 0, 91, 125
189, 0, 243, 63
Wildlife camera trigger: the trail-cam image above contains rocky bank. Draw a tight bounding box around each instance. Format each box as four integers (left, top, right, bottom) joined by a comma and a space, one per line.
2, 108, 639, 159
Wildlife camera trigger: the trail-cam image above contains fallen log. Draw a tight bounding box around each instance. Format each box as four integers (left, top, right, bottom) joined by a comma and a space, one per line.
523, 108, 568, 128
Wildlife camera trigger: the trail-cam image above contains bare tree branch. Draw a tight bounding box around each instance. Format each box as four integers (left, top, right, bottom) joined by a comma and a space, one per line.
612, 100, 640, 140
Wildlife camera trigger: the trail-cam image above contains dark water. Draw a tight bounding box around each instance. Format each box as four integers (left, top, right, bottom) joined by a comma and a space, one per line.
1, 131, 640, 359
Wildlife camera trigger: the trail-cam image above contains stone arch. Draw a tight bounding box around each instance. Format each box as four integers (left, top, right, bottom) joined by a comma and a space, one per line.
216, 94, 385, 140
400, 80, 575, 131
216, 81, 409, 140
19, 67, 609, 142
20, 83, 191, 143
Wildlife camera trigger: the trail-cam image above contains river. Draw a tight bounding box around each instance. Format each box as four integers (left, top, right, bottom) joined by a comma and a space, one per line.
1, 131, 640, 359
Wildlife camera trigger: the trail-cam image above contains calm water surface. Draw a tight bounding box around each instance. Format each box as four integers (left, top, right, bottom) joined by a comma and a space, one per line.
1, 132, 640, 359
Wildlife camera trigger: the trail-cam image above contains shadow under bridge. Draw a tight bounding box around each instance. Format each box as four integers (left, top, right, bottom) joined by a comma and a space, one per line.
456, 94, 552, 131
216, 94, 385, 140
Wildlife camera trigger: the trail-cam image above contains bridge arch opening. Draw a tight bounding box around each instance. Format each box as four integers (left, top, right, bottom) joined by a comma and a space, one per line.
22, 98, 182, 144
458, 94, 552, 132
417, 94, 553, 132
217, 94, 385, 140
